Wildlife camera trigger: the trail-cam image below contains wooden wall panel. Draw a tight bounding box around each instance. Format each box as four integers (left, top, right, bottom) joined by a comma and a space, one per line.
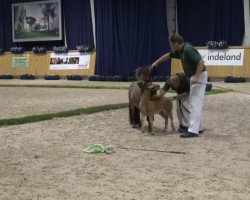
0, 54, 6, 74
1, 48, 249, 78
0, 51, 96, 77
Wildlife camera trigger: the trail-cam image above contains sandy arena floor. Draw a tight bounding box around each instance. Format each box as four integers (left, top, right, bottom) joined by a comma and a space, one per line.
0, 80, 250, 199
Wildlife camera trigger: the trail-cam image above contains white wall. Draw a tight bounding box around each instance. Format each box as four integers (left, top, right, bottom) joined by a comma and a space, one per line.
166, 0, 177, 35
243, 0, 250, 45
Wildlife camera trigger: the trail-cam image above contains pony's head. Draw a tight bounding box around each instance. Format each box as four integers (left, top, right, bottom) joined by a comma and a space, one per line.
137, 80, 160, 96
135, 65, 152, 82
144, 82, 160, 92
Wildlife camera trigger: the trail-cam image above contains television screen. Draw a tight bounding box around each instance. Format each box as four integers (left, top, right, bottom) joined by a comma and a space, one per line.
12, 0, 62, 42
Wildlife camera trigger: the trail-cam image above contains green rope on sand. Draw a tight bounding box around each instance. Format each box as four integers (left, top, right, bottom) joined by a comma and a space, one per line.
83, 144, 116, 154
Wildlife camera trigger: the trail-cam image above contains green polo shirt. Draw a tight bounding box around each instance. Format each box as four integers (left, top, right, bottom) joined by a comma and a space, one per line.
169, 42, 201, 78
162, 73, 190, 94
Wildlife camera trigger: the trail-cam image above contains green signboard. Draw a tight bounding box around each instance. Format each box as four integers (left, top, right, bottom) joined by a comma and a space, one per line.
12, 54, 29, 67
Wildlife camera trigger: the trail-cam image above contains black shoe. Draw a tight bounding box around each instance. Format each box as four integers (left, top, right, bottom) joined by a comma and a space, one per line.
180, 132, 198, 138
199, 130, 203, 134
178, 125, 188, 133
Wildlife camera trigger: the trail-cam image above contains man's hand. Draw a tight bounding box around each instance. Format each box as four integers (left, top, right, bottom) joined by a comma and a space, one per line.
191, 75, 199, 84
150, 62, 158, 70
177, 92, 189, 100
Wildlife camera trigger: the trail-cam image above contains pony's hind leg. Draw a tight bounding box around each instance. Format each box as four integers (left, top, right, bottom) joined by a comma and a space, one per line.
159, 111, 168, 132
168, 112, 175, 131
129, 104, 141, 128
164, 116, 169, 132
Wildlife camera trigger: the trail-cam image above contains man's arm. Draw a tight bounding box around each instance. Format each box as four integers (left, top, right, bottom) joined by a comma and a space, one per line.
191, 59, 204, 84
151, 53, 171, 69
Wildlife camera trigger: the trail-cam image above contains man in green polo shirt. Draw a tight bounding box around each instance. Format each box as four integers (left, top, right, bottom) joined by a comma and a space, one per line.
151, 34, 208, 138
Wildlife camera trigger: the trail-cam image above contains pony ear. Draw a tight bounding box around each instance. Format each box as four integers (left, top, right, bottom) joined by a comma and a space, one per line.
135, 67, 143, 78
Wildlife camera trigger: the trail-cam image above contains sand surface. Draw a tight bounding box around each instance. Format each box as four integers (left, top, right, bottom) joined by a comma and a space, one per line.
0, 80, 249, 199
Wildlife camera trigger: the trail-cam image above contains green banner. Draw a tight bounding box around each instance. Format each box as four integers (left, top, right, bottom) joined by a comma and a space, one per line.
12, 54, 29, 68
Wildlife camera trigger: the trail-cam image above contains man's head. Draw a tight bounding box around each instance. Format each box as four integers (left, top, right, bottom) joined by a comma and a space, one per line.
169, 74, 180, 89
169, 34, 184, 51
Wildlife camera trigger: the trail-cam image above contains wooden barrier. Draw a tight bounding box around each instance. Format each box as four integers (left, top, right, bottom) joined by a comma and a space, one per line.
1, 47, 249, 78
0, 51, 96, 77
171, 46, 250, 78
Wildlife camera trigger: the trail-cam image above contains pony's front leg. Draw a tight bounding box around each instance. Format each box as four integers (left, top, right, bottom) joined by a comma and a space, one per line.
163, 115, 168, 132
148, 114, 155, 135
140, 112, 146, 133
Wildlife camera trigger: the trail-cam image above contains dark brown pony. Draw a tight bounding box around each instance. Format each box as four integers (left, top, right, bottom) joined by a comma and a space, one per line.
128, 66, 153, 128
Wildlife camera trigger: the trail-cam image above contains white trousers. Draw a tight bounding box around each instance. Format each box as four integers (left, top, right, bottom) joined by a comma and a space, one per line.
188, 71, 208, 134
176, 97, 190, 128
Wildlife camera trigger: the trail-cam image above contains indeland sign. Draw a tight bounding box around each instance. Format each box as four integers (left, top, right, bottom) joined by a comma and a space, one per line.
198, 49, 244, 66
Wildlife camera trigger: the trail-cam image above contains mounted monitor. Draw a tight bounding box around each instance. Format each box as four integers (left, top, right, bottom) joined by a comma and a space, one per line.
12, 0, 62, 42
